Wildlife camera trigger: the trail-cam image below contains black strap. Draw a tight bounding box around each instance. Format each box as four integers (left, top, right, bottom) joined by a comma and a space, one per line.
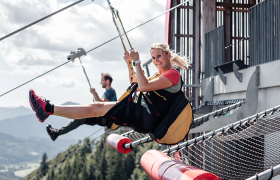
143, 94, 160, 132
126, 94, 131, 118
135, 92, 143, 122
125, 84, 138, 118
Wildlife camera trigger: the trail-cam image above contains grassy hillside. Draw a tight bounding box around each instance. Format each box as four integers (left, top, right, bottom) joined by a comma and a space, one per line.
25, 133, 158, 180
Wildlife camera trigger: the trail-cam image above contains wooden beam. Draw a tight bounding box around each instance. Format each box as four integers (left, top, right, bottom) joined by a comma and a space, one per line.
232, 9, 249, 13
175, 34, 195, 38
217, 7, 227, 11
224, 0, 232, 62
232, 37, 250, 40
217, 7, 249, 13
204, 0, 216, 34
216, 2, 255, 8
178, 6, 195, 10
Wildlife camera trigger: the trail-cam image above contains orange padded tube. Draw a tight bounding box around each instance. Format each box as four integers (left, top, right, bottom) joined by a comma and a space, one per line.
140, 150, 221, 180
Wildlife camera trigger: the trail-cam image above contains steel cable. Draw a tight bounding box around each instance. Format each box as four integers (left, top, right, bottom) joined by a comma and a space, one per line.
21, 127, 104, 180
0, 0, 190, 98
0, 0, 85, 42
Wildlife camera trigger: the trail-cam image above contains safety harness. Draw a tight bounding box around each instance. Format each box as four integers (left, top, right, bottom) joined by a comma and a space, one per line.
107, 75, 193, 145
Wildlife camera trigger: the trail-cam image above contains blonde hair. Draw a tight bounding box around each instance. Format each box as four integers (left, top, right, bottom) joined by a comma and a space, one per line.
150, 43, 189, 70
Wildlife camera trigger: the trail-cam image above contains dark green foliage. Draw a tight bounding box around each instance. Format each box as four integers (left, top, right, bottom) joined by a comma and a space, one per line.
25, 133, 159, 180
80, 138, 92, 156
40, 152, 49, 176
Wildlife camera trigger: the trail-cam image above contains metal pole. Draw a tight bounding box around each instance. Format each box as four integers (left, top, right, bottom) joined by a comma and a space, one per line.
246, 165, 280, 180
194, 0, 201, 107
78, 57, 95, 102
124, 136, 153, 149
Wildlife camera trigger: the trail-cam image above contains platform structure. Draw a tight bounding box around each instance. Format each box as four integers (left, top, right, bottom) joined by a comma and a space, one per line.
161, 104, 280, 180
107, 0, 280, 179
118, 99, 245, 143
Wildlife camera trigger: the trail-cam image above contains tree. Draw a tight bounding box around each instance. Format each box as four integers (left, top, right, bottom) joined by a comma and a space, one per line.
40, 152, 49, 176
123, 151, 136, 179
81, 165, 89, 180
47, 169, 54, 180
80, 138, 92, 156
106, 149, 124, 180
88, 163, 96, 180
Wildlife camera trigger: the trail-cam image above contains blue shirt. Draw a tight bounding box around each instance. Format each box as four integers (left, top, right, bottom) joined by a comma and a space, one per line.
102, 88, 117, 101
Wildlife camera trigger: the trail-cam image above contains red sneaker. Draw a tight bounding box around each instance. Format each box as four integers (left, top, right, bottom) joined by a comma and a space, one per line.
29, 89, 51, 123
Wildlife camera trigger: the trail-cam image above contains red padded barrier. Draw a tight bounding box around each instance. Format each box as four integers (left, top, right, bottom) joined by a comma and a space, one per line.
140, 150, 221, 180
106, 134, 133, 154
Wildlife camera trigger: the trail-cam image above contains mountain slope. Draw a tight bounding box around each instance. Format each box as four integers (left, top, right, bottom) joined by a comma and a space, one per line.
0, 114, 104, 141
0, 133, 73, 165
25, 134, 157, 180
0, 106, 33, 121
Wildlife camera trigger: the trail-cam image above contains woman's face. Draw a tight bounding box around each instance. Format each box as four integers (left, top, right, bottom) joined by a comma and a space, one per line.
151, 48, 171, 71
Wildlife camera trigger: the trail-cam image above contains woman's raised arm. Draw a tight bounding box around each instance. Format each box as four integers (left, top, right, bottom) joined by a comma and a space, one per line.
130, 49, 173, 92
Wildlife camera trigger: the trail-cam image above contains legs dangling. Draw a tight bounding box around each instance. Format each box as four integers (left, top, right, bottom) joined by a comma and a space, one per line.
47, 117, 110, 141
29, 89, 116, 122
53, 102, 116, 119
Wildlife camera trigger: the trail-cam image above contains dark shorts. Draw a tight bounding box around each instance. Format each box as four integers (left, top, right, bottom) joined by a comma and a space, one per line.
103, 98, 156, 133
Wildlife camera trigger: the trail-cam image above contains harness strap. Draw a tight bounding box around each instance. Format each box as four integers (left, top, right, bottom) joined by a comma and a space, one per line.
135, 92, 143, 125
153, 91, 167, 101
142, 93, 161, 132
125, 84, 138, 118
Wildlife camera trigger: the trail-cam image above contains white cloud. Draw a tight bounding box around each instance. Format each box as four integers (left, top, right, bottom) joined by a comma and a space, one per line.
36, 76, 77, 88
0, 0, 166, 107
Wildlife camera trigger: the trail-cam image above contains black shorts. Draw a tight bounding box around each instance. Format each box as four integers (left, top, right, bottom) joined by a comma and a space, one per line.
103, 98, 156, 133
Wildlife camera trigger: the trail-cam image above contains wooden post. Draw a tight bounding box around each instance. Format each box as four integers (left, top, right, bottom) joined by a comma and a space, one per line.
224, 0, 232, 62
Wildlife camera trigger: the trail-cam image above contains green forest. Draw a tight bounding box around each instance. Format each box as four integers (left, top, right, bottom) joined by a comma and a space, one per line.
25, 132, 159, 180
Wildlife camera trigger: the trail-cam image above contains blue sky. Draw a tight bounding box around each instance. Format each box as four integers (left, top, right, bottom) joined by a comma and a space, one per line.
0, 0, 165, 107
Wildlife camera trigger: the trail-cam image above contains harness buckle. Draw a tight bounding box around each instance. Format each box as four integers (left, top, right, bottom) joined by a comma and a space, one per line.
67, 51, 77, 62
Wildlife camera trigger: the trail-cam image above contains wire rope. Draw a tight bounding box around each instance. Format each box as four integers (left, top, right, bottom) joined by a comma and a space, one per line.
0, 0, 189, 98
0, 0, 85, 42
0, 61, 70, 98
21, 127, 104, 180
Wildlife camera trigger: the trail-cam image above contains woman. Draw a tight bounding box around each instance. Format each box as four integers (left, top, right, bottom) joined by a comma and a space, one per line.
29, 43, 189, 135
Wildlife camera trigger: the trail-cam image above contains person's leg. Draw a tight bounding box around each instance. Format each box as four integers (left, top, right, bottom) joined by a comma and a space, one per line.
29, 89, 116, 121
47, 118, 109, 141
59, 118, 88, 135
53, 102, 116, 119
59, 117, 108, 135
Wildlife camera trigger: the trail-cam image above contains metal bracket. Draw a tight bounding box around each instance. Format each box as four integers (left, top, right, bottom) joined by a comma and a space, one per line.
203, 77, 214, 102
67, 51, 77, 62
77, 48, 87, 57
218, 67, 226, 85
233, 62, 242, 82
67, 48, 87, 62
